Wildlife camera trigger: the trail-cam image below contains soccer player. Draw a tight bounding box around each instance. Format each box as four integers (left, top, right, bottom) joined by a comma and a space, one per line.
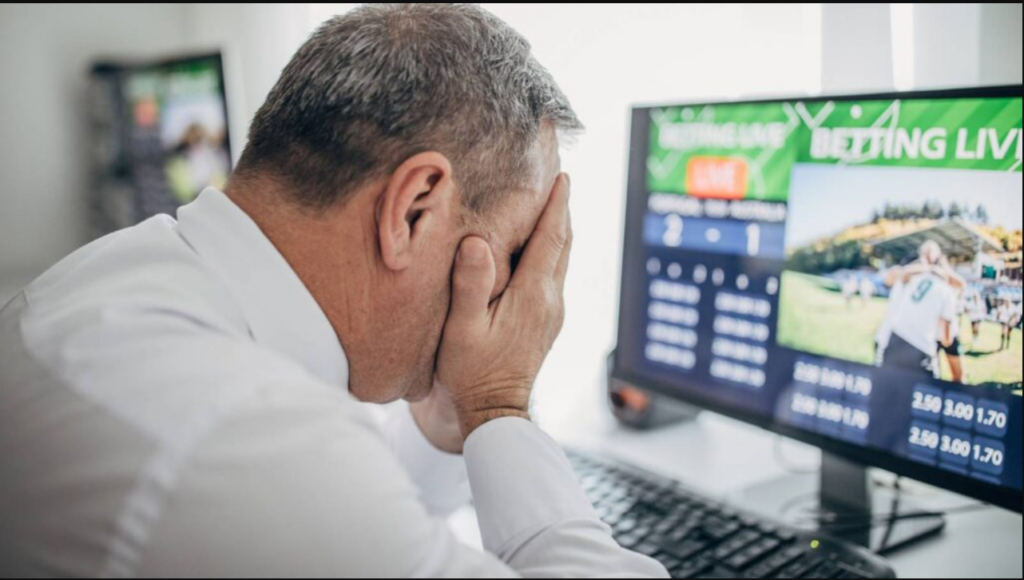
859, 276, 877, 306
966, 286, 988, 343
875, 279, 904, 366
943, 290, 966, 383
998, 299, 1015, 351
843, 276, 858, 308
878, 242, 959, 379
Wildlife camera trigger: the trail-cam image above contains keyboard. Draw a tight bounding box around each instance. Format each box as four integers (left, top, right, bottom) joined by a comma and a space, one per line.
567, 450, 896, 579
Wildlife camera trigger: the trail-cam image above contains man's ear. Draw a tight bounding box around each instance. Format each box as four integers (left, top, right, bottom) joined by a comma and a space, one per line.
378, 152, 456, 272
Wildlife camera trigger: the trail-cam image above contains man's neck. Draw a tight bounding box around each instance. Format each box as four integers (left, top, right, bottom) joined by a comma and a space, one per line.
224, 178, 379, 363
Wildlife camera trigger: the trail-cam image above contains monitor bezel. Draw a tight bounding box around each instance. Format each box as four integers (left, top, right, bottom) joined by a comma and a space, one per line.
615, 85, 1023, 514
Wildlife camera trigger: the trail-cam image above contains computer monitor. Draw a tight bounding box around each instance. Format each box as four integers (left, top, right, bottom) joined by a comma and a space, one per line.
616, 86, 1022, 516
89, 53, 231, 232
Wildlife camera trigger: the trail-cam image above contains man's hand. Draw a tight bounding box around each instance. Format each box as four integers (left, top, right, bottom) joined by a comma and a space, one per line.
436, 173, 572, 440
409, 381, 465, 455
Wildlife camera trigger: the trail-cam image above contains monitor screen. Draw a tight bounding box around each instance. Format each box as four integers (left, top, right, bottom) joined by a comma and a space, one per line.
88, 53, 231, 226
90, 54, 231, 232
616, 87, 1022, 511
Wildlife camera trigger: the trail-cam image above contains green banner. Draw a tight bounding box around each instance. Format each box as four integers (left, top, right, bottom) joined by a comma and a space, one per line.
647, 97, 1023, 202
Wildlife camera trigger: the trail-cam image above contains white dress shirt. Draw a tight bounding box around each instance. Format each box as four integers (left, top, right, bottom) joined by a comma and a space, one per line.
0, 188, 666, 578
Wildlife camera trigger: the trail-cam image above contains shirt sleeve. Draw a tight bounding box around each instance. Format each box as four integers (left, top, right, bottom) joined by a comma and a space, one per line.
137, 387, 668, 578
386, 402, 472, 518
466, 418, 670, 578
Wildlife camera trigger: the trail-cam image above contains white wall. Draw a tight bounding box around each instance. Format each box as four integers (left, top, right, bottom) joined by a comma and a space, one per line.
821, 3, 896, 93
0, 4, 191, 290
979, 2, 1023, 86
914, 3, 983, 88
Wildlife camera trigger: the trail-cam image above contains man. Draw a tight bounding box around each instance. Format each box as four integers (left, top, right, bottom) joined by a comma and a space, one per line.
843, 275, 858, 308
998, 299, 1016, 351
943, 290, 966, 383
878, 242, 961, 379
0, 5, 666, 578
874, 277, 904, 366
966, 286, 988, 343
859, 275, 876, 307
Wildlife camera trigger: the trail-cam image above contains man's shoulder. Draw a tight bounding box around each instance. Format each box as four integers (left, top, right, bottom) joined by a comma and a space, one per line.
19, 215, 245, 335
6, 215, 247, 377
1, 212, 323, 441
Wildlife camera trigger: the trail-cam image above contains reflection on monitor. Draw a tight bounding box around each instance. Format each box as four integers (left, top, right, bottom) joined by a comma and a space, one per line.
617, 89, 1022, 511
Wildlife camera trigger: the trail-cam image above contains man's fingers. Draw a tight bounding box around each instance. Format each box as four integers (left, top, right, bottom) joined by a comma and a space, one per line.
449, 237, 496, 327
554, 203, 573, 291
512, 173, 570, 288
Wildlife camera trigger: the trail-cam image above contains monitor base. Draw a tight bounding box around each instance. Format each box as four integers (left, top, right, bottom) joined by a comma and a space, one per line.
734, 452, 946, 556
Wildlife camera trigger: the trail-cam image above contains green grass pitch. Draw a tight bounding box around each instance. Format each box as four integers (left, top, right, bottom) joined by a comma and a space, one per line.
777, 271, 1022, 392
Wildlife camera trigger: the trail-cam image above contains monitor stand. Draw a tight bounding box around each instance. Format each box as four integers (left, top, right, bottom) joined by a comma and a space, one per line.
736, 452, 946, 556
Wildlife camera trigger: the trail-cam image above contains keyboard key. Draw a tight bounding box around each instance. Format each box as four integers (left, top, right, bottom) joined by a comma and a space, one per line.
746, 546, 807, 577
705, 567, 744, 578
725, 538, 781, 571
660, 539, 709, 561
616, 533, 642, 549
705, 521, 742, 542
657, 554, 682, 572
614, 518, 638, 534
673, 556, 714, 579
778, 556, 823, 578
635, 542, 661, 558
714, 530, 761, 560
777, 529, 797, 544
668, 525, 698, 544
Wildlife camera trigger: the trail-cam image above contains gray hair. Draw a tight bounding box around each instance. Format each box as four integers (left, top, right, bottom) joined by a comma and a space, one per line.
234, 3, 583, 211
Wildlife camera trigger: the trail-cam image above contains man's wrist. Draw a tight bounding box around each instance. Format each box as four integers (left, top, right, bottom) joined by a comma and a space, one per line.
458, 407, 532, 440
410, 399, 465, 455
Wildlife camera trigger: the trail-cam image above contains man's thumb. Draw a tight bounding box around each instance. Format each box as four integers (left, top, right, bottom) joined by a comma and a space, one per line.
449, 237, 495, 325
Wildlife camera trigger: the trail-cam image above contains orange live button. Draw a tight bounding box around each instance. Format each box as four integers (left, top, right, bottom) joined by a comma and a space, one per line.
685, 156, 749, 200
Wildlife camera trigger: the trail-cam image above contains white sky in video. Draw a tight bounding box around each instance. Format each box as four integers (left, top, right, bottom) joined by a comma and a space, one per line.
786, 164, 1023, 249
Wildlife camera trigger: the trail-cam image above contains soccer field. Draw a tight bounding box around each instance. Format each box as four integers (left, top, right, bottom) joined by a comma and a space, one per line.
777, 271, 1023, 390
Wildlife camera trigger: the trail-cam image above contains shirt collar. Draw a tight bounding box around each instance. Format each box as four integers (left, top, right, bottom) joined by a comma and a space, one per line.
175, 187, 349, 390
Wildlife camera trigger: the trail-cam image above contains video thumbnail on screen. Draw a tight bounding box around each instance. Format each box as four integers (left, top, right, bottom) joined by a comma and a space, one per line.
778, 165, 1022, 394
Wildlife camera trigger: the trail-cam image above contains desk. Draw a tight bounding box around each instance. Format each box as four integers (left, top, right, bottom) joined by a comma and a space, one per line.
450, 385, 1023, 579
